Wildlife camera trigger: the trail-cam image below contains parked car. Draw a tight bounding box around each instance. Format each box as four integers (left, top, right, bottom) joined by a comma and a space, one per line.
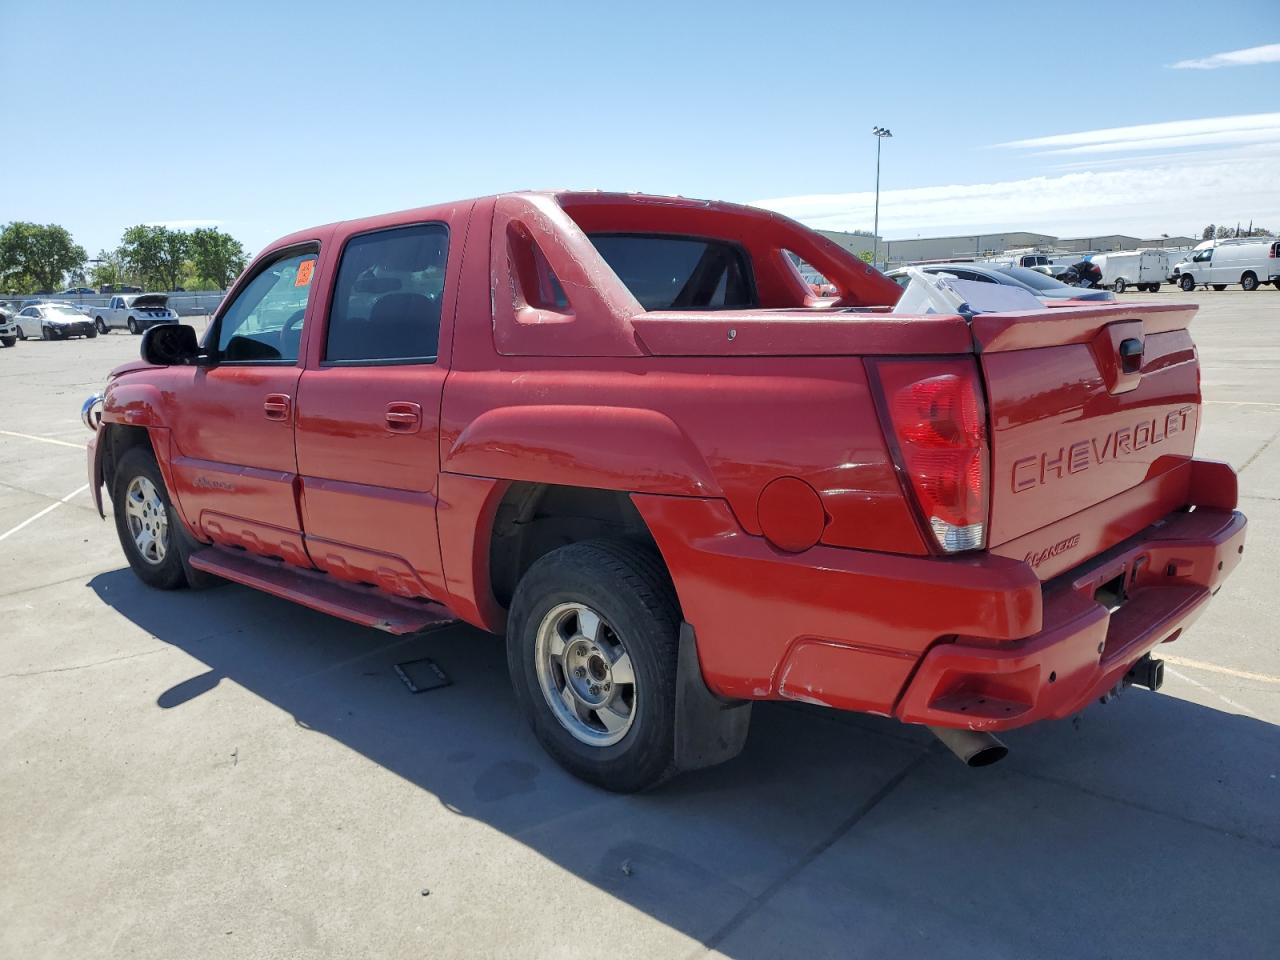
1171, 238, 1280, 292
888, 263, 1116, 303
84, 191, 1245, 791
0, 307, 16, 347
14, 302, 97, 340
93, 294, 180, 334
59, 286, 97, 296
99, 284, 144, 295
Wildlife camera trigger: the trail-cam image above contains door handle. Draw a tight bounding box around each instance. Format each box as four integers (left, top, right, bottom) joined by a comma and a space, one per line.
385, 401, 422, 433
264, 393, 291, 421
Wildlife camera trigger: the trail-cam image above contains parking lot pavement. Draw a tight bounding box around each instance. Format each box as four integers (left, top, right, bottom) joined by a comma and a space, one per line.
2, 293, 1277, 959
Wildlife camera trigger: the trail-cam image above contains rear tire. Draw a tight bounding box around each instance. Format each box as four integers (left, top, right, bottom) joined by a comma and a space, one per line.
1241, 272, 1258, 291
1179, 274, 1195, 291
111, 446, 187, 590
1113, 278, 1126, 294
507, 539, 681, 793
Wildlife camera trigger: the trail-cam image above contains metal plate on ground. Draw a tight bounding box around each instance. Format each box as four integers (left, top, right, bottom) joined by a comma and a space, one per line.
394, 657, 452, 694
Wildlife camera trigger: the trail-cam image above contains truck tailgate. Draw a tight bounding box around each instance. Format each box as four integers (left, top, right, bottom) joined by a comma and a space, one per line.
972, 303, 1201, 575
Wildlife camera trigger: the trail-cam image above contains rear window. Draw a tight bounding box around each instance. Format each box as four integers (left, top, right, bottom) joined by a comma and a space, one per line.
588, 233, 755, 310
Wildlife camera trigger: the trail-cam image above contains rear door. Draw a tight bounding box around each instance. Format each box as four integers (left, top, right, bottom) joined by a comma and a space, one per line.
972, 302, 1201, 579
293, 214, 464, 601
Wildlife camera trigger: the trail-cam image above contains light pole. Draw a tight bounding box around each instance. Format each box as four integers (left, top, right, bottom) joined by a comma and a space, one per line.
872, 126, 892, 268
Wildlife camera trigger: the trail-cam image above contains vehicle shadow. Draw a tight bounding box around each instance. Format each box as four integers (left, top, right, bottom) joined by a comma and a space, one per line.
88, 568, 1280, 959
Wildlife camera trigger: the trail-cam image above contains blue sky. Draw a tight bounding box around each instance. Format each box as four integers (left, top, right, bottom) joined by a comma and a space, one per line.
1, 0, 1276, 256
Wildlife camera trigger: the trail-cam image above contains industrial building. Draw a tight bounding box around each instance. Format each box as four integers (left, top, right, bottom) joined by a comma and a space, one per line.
818, 229, 1199, 268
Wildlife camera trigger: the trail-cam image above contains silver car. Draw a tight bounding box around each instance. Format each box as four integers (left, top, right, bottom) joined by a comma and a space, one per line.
13, 302, 99, 340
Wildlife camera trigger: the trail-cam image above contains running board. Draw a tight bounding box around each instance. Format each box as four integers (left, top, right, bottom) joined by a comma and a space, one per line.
187, 546, 460, 635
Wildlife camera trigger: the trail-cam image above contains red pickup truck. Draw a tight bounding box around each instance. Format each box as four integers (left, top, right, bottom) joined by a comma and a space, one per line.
85, 192, 1246, 791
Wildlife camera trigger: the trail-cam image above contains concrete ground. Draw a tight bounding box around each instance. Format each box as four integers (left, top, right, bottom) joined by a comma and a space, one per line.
2, 291, 1277, 959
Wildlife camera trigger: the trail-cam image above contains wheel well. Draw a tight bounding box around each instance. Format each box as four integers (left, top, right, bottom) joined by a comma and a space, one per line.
101, 424, 153, 487
488, 483, 658, 607
1242, 271, 1257, 280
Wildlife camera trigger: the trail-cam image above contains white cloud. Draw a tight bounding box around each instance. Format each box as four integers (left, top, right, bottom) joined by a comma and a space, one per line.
1170, 43, 1280, 70
994, 113, 1280, 153
143, 219, 223, 230
751, 148, 1280, 239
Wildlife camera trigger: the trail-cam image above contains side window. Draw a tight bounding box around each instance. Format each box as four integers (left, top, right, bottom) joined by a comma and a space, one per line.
215, 250, 317, 362
785, 251, 837, 296
324, 223, 449, 364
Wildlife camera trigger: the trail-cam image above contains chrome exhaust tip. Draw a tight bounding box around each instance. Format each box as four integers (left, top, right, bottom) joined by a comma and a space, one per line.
929, 726, 1009, 767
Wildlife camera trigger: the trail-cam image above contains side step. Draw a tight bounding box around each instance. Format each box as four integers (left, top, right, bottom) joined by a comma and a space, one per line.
187, 546, 460, 635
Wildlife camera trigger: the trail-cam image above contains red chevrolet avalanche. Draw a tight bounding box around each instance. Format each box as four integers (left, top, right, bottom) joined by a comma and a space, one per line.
84, 192, 1246, 791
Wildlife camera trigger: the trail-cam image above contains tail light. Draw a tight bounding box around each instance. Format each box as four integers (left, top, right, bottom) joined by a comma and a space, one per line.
870, 358, 990, 553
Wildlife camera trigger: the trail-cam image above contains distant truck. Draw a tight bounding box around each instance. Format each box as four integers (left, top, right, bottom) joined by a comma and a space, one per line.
93, 294, 180, 335
1091, 250, 1174, 293
1171, 238, 1280, 292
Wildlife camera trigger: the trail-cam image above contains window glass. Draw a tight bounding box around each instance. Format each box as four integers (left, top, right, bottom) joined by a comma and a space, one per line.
588, 233, 755, 310
325, 224, 449, 363
216, 251, 317, 362
785, 251, 837, 296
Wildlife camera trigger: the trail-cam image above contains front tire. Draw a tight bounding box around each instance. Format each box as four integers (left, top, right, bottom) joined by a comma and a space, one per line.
127, 317, 140, 334
0, 336, 14, 347
41, 325, 51, 340
507, 539, 681, 792
112, 446, 187, 590
1180, 274, 1196, 291
95, 317, 108, 334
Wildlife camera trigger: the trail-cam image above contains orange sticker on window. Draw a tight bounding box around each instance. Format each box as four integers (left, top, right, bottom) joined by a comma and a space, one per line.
295, 259, 315, 288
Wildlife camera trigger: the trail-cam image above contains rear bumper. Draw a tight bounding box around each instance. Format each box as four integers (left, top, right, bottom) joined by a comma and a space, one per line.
894, 505, 1245, 731
634, 458, 1245, 728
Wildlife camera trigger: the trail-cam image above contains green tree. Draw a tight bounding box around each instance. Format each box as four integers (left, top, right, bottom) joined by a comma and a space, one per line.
119, 225, 189, 291
88, 248, 126, 289
0, 222, 87, 293
189, 227, 247, 290
1201, 224, 1215, 240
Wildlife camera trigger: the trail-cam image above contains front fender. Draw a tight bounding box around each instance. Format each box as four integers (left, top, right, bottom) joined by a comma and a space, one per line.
102, 378, 167, 428
444, 404, 721, 497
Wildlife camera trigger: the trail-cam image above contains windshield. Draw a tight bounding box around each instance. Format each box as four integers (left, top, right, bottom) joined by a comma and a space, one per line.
46, 305, 83, 318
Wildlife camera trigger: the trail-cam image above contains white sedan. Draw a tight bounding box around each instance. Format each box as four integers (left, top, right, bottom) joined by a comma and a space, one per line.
14, 302, 99, 340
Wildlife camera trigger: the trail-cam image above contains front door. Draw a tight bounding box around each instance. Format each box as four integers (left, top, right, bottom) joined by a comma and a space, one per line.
294, 221, 455, 600
166, 245, 321, 567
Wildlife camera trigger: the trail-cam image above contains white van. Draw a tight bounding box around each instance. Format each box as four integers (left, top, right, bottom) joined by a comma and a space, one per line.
1092, 250, 1173, 293
1172, 238, 1280, 292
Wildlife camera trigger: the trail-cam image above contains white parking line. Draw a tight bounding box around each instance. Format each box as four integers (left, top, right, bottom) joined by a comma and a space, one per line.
0, 430, 85, 450
1163, 655, 1280, 686
0, 484, 90, 542
1166, 666, 1258, 718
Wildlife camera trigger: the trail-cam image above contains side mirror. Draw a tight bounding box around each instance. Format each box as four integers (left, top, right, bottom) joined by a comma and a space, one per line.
141, 324, 207, 366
